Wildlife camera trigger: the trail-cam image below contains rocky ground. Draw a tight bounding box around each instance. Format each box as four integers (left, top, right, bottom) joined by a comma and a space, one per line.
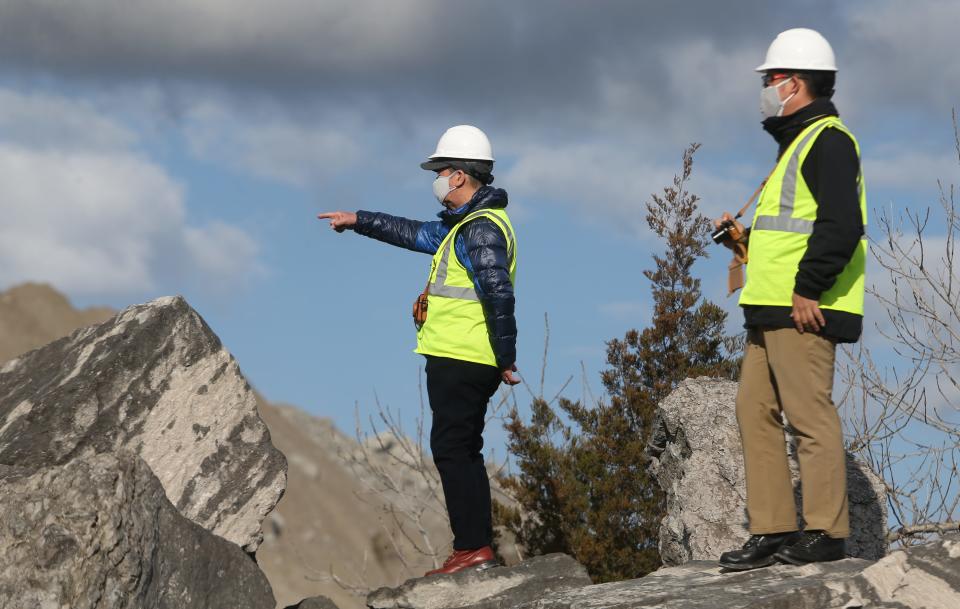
0, 294, 287, 552
0, 284, 461, 608
351, 534, 960, 609
514, 535, 960, 609
0, 451, 276, 608
1, 283, 957, 609
367, 554, 591, 609
0, 292, 286, 606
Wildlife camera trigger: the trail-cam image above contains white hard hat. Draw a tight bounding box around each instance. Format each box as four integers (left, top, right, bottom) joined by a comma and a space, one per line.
423, 125, 494, 164
756, 28, 837, 72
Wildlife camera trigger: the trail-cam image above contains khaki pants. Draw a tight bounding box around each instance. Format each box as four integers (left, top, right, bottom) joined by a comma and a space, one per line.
736, 327, 849, 538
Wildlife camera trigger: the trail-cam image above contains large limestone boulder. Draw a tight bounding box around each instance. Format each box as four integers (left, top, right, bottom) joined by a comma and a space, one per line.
366, 554, 591, 609
647, 377, 887, 564
0, 296, 286, 552
0, 451, 276, 609
842, 534, 960, 608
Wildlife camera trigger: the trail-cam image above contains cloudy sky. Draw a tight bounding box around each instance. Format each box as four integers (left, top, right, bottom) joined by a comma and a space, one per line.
1, 0, 957, 450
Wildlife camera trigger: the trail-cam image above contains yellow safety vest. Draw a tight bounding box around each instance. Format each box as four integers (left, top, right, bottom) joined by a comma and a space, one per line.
415, 208, 517, 367
739, 115, 867, 315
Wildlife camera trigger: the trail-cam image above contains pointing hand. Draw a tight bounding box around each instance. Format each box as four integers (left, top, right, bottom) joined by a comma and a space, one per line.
317, 211, 358, 233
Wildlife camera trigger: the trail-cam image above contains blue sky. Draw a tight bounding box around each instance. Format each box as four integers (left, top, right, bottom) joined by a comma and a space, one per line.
0, 0, 957, 457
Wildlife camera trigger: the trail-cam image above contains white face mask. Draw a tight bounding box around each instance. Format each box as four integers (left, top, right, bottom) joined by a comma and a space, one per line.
760, 78, 797, 118
432, 171, 460, 205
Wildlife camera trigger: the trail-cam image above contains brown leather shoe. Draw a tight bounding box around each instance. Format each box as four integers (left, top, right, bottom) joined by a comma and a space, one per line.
424, 546, 498, 576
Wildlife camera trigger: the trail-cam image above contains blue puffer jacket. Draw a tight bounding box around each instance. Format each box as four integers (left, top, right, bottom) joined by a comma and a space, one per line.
353, 186, 517, 370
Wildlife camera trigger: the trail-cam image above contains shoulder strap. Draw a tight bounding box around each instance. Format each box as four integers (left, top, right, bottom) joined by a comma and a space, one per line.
734, 165, 778, 221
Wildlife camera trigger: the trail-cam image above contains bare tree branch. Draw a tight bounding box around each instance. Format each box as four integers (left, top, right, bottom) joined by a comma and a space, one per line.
840, 110, 960, 545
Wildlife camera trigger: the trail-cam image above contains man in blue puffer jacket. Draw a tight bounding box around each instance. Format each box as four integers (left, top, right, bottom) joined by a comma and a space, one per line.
318, 125, 519, 576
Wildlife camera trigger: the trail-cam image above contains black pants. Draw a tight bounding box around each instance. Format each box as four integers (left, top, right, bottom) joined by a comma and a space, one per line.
425, 355, 501, 550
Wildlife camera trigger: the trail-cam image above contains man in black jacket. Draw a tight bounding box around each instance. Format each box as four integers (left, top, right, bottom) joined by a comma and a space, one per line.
318, 125, 519, 576
715, 29, 867, 570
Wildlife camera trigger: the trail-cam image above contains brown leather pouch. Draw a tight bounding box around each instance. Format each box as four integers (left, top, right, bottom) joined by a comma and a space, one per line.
727, 221, 748, 258
727, 221, 750, 296
728, 257, 745, 295
413, 284, 429, 329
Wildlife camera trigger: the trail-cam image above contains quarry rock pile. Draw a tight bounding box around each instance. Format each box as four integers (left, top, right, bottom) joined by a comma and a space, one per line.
0, 296, 289, 608
367, 554, 591, 609
0, 287, 953, 609
518, 536, 960, 609
0, 451, 276, 609
0, 296, 287, 553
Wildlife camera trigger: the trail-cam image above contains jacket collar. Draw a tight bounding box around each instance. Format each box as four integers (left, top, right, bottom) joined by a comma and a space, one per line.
762, 97, 838, 158
437, 185, 509, 225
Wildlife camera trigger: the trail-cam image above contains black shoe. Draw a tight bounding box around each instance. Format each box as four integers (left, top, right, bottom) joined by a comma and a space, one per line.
718, 531, 799, 571
774, 530, 845, 565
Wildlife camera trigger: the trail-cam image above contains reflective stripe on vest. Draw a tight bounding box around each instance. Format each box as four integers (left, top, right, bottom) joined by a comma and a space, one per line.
415, 208, 517, 367
739, 115, 867, 315
429, 212, 516, 301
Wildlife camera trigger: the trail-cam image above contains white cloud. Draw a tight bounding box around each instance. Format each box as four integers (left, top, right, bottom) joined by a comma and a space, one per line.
629, 38, 759, 138
3, 0, 956, 245
0, 89, 135, 151
502, 141, 660, 233
182, 101, 362, 187
0, 89, 261, 297
0, 146, 177, 293
494, 34, 770, 235
503, 140, 753, 236
844, 0, 960, 114
183, 222, 264, 289
863, 148, 959, 193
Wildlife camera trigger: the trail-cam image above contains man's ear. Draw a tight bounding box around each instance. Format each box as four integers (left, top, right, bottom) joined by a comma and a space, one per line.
789, 75, 804, 97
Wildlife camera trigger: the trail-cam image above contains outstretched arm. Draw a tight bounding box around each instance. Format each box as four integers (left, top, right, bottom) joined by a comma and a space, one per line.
318, 210, 447, 254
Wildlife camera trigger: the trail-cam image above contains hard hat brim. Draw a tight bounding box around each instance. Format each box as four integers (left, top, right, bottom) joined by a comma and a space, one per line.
420, 158, 494, 171
755, 62, 837, 72
420, 159, 451, 171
